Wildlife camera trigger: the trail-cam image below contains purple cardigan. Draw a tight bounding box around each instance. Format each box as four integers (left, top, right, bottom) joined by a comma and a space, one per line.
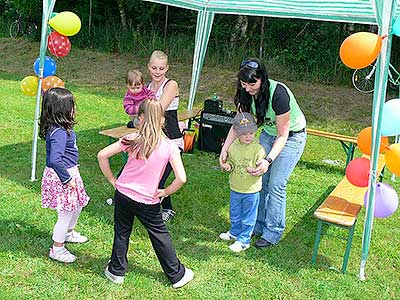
45, 127, 79, 184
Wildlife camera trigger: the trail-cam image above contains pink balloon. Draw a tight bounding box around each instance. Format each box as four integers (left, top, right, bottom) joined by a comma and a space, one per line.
364, 182, 399, 218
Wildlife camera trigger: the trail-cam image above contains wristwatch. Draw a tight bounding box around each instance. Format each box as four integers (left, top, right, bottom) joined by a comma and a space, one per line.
265, 156, 273, 164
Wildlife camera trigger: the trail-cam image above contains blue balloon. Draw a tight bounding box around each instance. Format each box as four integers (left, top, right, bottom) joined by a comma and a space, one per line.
381, 98, 400, 136
33, 56, 56, 77
393, 17, 400, 37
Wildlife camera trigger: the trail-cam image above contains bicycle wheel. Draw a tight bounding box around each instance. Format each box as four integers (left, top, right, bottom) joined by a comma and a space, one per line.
352, 65, 375, 93
9, 21, 20, 38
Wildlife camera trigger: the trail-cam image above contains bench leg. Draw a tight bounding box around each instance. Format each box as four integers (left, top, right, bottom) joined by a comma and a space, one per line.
312, 220, 323, 264
342, 221, 356, 274
340, 141, 355, 167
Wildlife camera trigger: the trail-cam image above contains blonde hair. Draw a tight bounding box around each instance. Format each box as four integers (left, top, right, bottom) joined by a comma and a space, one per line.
122, 99, 165, 160
126, 70, 144, 86
149, 50, 168, 64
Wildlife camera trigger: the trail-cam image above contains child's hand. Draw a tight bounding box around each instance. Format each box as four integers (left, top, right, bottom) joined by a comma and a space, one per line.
155, 189, 168, 199
67, 178, 76, 188
221, 163, 232, 172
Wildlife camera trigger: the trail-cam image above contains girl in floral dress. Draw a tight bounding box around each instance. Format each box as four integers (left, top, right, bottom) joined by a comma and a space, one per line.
39, 87, 90, 263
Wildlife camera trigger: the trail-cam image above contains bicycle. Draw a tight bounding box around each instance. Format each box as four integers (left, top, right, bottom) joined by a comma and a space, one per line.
9, 13, 38, 38
352, 62, 400, 93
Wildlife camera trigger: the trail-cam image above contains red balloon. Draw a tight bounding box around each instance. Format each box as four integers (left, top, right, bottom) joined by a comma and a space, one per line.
47, 31, 71, 57
345, 157, 370, 187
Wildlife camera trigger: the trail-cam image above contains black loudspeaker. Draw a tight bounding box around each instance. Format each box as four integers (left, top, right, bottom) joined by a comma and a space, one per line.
197, 111, 235, 154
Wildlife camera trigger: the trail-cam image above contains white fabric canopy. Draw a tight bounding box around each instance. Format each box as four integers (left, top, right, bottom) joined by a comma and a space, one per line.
142, 0, 399, 280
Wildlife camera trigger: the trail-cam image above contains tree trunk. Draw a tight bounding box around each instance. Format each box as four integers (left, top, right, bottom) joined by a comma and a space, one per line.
164, 5, 169, 49
88, 0, 92, 35
259, 17, 265, 58
117, 0, 127, 29
230, 15, 248, 49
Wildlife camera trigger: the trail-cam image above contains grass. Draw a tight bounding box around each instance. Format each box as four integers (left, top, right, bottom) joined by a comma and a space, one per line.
0, 37, 399, 299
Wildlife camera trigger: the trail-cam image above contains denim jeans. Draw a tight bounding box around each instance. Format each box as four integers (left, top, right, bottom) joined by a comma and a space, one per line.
254, 130, 306, 244
229, 190, 260, 245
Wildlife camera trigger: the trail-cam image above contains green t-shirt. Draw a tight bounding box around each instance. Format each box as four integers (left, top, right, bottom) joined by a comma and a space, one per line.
227, 139, 265, 193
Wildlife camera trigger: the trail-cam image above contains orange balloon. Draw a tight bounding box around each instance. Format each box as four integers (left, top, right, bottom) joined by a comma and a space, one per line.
385, 143, 400, 176
357, 126, 390, 155
340, 32, 383, 69
42, 75, 64, 92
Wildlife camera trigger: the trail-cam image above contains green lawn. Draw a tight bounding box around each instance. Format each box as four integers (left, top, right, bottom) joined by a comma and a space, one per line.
0, 38, 399, 300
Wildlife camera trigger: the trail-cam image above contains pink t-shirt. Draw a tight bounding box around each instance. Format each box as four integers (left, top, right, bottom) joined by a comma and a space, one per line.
115, 134, 179, 205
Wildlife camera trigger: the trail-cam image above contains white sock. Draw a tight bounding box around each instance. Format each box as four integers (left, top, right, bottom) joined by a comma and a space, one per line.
53, 245, 64, 252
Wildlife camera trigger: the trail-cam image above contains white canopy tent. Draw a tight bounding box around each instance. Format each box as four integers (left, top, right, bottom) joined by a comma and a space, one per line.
142, 0, 399, 279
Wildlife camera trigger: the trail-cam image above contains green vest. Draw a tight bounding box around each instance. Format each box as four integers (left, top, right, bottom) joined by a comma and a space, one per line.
252, 79, 306, 136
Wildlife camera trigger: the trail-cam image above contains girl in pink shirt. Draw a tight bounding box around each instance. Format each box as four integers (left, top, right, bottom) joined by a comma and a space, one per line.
97, 99, 194, 288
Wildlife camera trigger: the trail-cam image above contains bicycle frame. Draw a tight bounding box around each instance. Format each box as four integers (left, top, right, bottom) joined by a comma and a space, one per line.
365, 62, 399, 86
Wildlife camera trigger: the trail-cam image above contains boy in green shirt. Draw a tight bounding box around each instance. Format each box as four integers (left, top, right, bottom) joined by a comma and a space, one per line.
219, 112, 265, 252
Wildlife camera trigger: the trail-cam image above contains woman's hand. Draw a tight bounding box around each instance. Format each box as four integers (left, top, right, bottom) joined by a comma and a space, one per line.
248, 158, 270, 176
220, 162, 232, 172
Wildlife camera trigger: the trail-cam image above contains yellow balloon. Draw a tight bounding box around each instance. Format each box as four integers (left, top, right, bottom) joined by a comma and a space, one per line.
20, 76, 39, 96
385, 143, 400, 176
48, 11, 81, 36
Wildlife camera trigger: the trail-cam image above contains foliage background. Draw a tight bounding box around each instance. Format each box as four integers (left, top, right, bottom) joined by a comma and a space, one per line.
1, 0, 399, 84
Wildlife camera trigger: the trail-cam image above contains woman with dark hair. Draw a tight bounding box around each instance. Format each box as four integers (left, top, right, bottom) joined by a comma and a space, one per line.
219, 58, 307, 248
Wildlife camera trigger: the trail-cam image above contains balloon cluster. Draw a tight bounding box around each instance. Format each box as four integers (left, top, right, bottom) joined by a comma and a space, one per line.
345, 118, 400, 218
20, 11, 81, 96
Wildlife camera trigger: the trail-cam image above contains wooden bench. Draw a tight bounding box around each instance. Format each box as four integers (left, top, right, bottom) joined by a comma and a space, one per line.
307, 128, 358, 167
99, 107, 202, 142
311, 154, 386, 273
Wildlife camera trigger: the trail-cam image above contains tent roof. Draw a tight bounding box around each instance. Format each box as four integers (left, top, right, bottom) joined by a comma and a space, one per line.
145, 0, 400, 24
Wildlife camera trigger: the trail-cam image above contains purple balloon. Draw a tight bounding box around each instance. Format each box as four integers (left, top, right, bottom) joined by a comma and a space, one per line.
364, 183, 399, 218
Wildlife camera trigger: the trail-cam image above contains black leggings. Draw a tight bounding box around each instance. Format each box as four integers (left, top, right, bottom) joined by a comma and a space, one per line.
108, 190, 185, 283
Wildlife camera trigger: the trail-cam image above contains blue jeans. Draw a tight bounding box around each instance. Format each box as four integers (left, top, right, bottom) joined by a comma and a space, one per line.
229, 190, 260, 245
254, 130, 306, 244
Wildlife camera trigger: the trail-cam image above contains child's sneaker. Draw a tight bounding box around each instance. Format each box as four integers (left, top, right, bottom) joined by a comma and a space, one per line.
172, 268, 194, 289
65, 230, 88, 243
106, 198, 114, 206
219, 231, 237, 241
229, 241, 250, 253
161, 209, 176, 223
49, 247, 76, 263
104, 266, 124, 284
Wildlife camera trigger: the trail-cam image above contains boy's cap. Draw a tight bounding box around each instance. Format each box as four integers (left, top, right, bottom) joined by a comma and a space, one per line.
232, 112, 257, 136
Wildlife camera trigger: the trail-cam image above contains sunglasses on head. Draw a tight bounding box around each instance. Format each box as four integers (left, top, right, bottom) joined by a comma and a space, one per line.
240, 59, 259, 69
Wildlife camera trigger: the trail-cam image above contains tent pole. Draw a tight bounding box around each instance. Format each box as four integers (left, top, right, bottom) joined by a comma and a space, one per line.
30, 0, 56, 181
188, 9, 214, 110
358, 0, 396, 280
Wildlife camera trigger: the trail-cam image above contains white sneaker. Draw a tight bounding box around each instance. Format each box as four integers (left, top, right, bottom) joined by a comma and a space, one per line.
104, 266, 124, 284
172, 268, 194, 289
219, 231, 237, 241
49, 247, 76, 263
65, 230, 88, 243
229, 241, 250, 253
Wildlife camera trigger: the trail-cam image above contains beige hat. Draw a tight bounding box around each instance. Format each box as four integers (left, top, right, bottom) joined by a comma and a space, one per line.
232, 112, 257, 136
